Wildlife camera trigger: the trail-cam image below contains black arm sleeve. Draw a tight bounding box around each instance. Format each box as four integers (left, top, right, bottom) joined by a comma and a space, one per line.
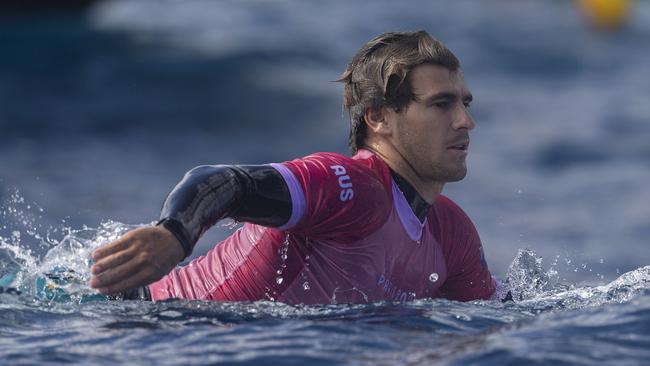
156, 165, 291, 259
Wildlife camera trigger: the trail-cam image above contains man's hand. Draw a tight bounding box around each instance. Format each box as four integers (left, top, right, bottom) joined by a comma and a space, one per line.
89, 226, 185, 295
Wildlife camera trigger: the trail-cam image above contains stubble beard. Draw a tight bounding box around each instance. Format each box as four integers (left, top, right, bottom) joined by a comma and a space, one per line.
425, 160, 467, 183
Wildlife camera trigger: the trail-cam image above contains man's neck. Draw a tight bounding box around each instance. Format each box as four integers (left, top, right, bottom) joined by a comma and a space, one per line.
360, 144, 443, 204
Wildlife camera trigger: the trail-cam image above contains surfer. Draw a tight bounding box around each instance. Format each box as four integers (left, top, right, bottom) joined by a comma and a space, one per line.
89, 31, 500, 303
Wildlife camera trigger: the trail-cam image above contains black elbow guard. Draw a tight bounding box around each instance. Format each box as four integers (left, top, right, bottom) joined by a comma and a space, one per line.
158, 164, 291, 258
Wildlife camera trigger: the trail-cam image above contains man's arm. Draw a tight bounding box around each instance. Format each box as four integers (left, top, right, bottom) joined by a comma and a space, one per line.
157, 165, 291, 257
89, 165, 291, 295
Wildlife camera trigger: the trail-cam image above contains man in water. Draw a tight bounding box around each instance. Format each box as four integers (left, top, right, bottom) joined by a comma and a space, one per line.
89, 30, 499, 303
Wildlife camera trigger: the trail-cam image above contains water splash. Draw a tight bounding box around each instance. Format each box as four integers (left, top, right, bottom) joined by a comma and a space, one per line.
504, 248, 560, 301
1, 219, 142, 304
220, 218, 240, 230
274, 235, 290, 292
331, 286, 369, 304
502, 248, 650, 311
519, 266, 650, 311
300, 253, 311, 291
1, 188, 52, 252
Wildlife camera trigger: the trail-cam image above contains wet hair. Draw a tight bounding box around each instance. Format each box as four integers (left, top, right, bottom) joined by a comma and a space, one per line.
338, 30, 460, 154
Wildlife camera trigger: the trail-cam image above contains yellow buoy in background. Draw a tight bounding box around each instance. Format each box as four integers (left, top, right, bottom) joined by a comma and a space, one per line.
578, 0, 631, 30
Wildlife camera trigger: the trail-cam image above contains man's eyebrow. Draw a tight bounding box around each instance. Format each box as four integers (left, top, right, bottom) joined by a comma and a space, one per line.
419, 91, 473, 102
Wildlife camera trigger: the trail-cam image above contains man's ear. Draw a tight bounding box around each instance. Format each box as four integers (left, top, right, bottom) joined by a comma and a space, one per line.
364, 106, 393, 136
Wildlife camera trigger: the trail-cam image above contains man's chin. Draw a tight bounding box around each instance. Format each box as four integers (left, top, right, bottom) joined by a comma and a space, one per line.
447, 173, 467, 182
441, 165, 467, 182
425, 163, 467, 183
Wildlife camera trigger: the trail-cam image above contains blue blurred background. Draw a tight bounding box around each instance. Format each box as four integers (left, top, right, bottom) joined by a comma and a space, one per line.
1, 0, 648, 282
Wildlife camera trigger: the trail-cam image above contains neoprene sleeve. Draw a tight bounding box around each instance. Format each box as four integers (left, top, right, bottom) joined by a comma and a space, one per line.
156, 165, 291, 258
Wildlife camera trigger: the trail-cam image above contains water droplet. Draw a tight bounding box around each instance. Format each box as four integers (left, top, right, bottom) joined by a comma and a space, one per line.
281, 254, 287, 261
221, 218, 239, 230
302, 282, 310, 290
428, 273, 439, 283
276, 277, 283, 285
599, 258, 604, 264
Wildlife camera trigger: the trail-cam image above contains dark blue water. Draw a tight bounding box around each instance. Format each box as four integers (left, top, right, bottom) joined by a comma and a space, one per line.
2, 0, 650, 364
1, 290, 648, 366
1, 241, 649, 366
1, 220, 649, 366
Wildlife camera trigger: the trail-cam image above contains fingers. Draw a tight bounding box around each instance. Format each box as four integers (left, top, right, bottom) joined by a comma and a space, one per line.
91, 235, 131, 261
90, 254, 143, 292
91, 246, 134, 276
88, 226, 183, 295
97, 269, 154, 295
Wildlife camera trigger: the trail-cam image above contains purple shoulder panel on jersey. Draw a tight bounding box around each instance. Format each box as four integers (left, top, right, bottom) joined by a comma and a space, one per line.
270, 163, 306, 230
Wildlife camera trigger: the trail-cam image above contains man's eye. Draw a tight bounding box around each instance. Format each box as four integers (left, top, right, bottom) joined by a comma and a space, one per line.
463, 101, 471, 108
433, 101, 449, 108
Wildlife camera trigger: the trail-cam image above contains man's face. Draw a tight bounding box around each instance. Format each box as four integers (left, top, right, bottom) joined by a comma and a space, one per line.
389, 64, 475, 184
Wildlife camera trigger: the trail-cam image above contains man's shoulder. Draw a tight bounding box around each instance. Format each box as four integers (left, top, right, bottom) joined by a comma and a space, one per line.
289, 150, 391, 189
433, 194, 465, 214
429, 194, 475, 231
278, 150, 393, 239
299, 150, 384, 166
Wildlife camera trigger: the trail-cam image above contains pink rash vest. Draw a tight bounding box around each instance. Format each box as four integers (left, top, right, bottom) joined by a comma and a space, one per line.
148, 149, 497, 304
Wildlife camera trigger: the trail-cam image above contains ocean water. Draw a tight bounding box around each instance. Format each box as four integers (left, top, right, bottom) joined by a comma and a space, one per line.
1, 217, 649, 365
1, 0, 650, 364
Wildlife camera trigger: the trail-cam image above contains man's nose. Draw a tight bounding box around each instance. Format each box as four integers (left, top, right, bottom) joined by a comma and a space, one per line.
454, 106, 475, 130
